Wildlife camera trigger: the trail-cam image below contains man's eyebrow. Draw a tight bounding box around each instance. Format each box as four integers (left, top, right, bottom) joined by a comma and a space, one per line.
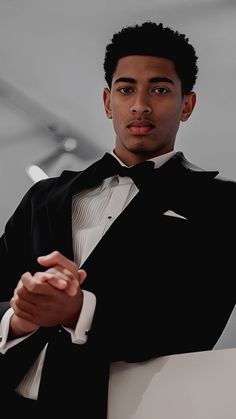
113, 77, 136, 85
149, 77, 174, 85
113, 76, 175, 85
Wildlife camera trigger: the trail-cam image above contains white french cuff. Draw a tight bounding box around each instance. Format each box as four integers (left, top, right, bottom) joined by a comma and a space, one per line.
63, 290, 96, 344
0, 308, 36, 353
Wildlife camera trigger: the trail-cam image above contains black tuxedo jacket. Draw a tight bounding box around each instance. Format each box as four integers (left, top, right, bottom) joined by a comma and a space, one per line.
0, 152, 235, 416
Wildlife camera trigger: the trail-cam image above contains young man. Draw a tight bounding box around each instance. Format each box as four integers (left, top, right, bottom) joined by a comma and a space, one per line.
0, 21, 235, 417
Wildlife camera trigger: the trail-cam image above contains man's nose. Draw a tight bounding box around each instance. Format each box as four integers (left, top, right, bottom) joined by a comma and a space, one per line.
130, 93, 152, 115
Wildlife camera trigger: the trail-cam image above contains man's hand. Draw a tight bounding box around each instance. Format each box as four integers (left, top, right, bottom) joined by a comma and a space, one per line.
10, 251, 87, 337
37, 250, 87, 296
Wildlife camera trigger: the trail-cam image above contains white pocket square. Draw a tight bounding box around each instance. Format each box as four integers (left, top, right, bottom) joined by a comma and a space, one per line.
163, 210, 187, 220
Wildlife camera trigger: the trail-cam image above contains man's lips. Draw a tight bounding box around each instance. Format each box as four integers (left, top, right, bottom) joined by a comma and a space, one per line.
127, 120, 155, 135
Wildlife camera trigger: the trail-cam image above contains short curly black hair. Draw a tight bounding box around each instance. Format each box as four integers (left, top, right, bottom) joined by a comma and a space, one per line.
103, 21, 198, 95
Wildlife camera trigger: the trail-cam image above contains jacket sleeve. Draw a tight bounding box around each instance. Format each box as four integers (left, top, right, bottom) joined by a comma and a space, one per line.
0, 178, 54, 300
0, 180, 55, 391
0, 302, 10, 321
0, 327, 54, 392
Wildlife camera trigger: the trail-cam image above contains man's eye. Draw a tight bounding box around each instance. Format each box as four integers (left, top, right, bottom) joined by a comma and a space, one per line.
153, 87, 169, 94
118, 87, 133, 94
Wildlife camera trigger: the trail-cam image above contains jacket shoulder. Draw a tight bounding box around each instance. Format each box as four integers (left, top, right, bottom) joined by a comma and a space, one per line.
20, 169, 82, 202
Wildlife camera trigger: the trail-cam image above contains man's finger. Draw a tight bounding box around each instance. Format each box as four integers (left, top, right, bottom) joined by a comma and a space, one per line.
78, 269, 87, 285
37, 251, 78, 275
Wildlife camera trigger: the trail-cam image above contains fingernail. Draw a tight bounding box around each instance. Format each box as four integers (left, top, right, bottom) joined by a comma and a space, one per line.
38, 255, 49, 260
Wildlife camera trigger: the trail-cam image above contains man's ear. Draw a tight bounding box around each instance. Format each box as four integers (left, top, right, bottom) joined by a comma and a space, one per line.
103, 87, 112, 119
181, 91, 196, 122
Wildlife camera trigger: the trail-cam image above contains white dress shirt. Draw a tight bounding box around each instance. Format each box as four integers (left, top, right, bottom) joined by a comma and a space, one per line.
0, 150, 175, 399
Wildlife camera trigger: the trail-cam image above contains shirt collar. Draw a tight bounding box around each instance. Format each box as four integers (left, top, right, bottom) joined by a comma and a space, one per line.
111, 150, 176, 169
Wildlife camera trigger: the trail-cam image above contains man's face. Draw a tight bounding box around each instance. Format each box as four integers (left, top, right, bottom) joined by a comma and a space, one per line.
103, 55, 196, 165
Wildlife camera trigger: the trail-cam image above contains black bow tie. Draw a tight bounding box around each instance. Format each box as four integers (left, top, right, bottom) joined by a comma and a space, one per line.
96, 153, 155, 189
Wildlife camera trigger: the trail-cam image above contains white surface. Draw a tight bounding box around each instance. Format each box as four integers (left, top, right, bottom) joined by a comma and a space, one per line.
108, 348, 236, 419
